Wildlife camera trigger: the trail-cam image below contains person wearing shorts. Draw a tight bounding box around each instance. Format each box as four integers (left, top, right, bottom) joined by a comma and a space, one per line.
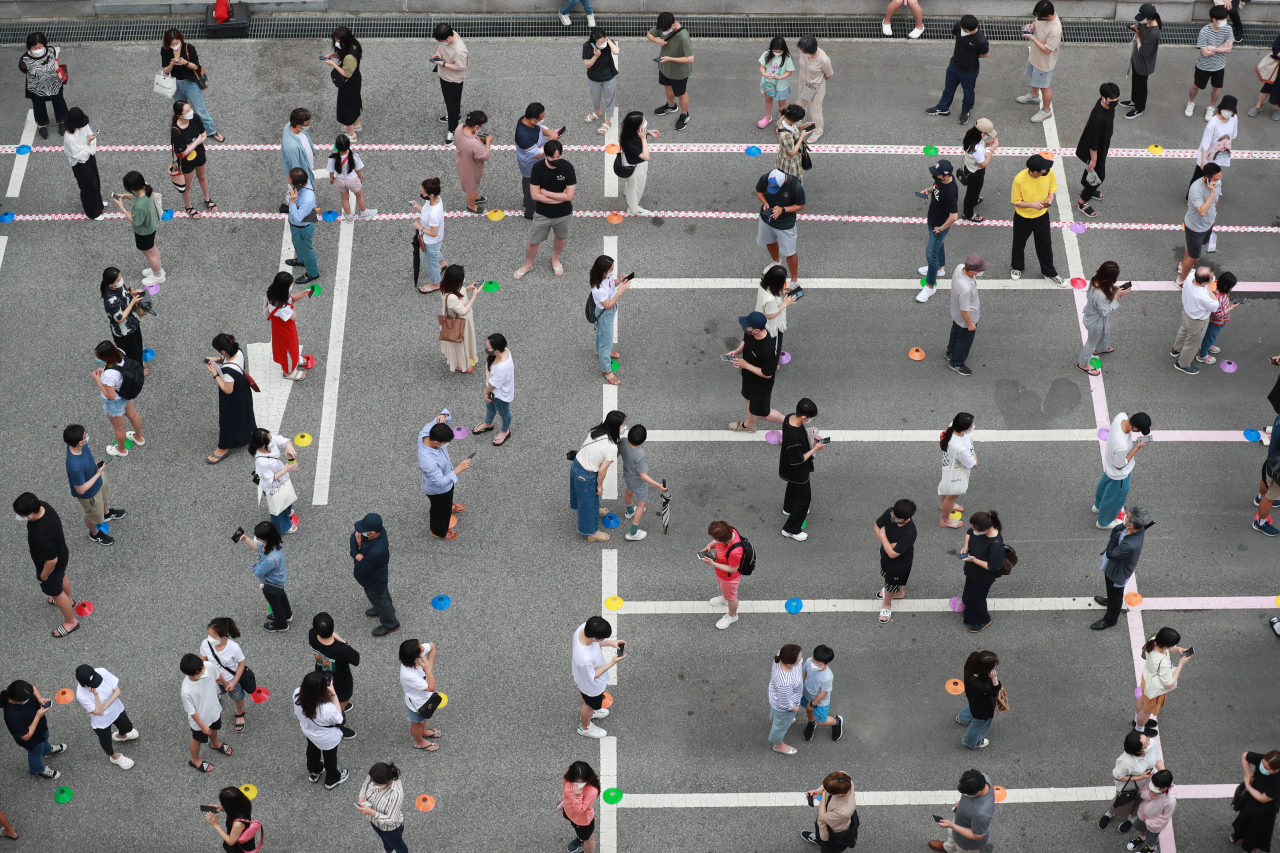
516, 140, 577, 279
620, 424, 666, 542
64, 423, 123, 546
179, 654, 230, 773
801, 645, 842, 741
15, 493, 80, 639
572, 616, 624, 738
398, 639, 442, 750
754, 169, 805, 285
727, 311, 782, 433
1177, 164, 1220, 284
702, 520, 745, 630
874, 499, 918, 624
1186, 7, 1233, 119
647, 13, 694, 131
1016, 0, 1061, 123
327, 139, 376, 222
561, 761, 601, 853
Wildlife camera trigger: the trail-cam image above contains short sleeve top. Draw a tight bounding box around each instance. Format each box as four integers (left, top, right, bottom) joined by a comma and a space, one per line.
575, 432, 618, 473
583, 40, 618, 82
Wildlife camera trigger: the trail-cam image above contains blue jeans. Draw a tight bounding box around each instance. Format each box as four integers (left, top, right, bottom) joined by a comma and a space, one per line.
1198, 322, 1224, 358
174, 79, 218, 136
569, 459, 600, 535
423, 239, 443, 285
559, 0, 592, 13
1095, 474, 1131, 525
925, 225, 949, 286
957, 705, 993, 748
270, 503, 294, 534
768, 706, 797, 744
934, 63, 979, 113
372, 823, 408, 853
485, 397, 512, 432
596, 306, 617, 373
290, 223, 319, 278
26, 731, 51, 775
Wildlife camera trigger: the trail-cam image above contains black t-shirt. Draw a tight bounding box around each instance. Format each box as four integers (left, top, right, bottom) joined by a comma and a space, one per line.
927, 179, 959, 228
740, 332, 778, 395
1244, 752, 1280, 814
779, 417, 813, 483
4, 696, 47, 751
530, 158, 577, 219
621, 135, 645, 166
964, 530, 1005, 582
876, 508, 917, 574
27, 503, 68, 578
964, 674, 1000, 720
161, 42, 202, 83
309, 632, 361, 702
950, 24, 989, 74
171, 114, 207, 159
1075, 100, 1116, 163
755, 174, 805, 230
583, 40, 618, 82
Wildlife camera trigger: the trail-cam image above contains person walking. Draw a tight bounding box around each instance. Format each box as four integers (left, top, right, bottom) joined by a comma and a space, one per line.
266, 271, 313, 381
64, 424, 124, 546
1095, 411, 1151, 528
1099, 731, 1165, 833
101, 267, 146, 366
1135, 627, 1190, 735
412, 177, 445, 293
1075, 83, 1120, 218
1009, 154, 1063, 284
454, 110, 492, 215
938, 412, 976, 527
431, 24, 468, 145
801, 646, 842, 742
1198, 272, 1241, 364
755, 266, 795, 360
728, 312, 783, 432
1127, 769, 1176, 853
114, 171, 164, 285
418, 418, 471, 541
170, 99, 216, 218
0, 808, 14, 841
179, 653, 231, 773
202, 787, 258, 852
250, 427, 299, 535
874, 499, 918, 624
1230, 750, 1280, 853
160, 29, 224, 143
92, 340, 145, 459
293, 671, 350, 790
350, 514, 400, 636
755, 170, 805, 286
801, 772, 858, 849
945, 254, 987, 377
1193, 96, 1237, 253
1122, 5, 1161, 119
515, 103, 561, 220
959, 512, 1005, 633
235, 521, 292, 631
757, 37, 795, 128
572, 616, 622, 738
474, 333, 513, 447
2, 681, 66, 779
569, 411, 625, 543
1016, 0, 1062, 124
619, 424, 664, 541
561, 761, 601, 853
309, 613, 361, 724
781, 398, 825, 542
13, 494, 79, 638
1091, 506, 1150, 630
775, 105, 812, 184
768, 644, 804, 755
285, 167, 320, 286
882, 0, 925, 38
322, 27, 362, 142
1186, 6, 1233, 120
201, 617, 249, 734
1172, 264, 1219, 375
358, 762, 407, 853
19, 33, 67, 139
439, 265, 481, 373
1248, 31, 1280, 120
205, 333, 257, 465
398, 639, 443, 750
929, 769, 996, 851
915, 160, 960, 302
74, 664, 137, 769
927, 16, 989, 124
618, 110, 660, 217
515, 141, 577, 279
702, 520, 749, 630
1178, 166, 1222, 285
583, 28, 619, 134
281, 108, 314, 181
63, 108, 103, 220
1078, 261, 1130, 376
794, 36, 833, 142
647, 13, 694, 131
956, 650, 1000, 749
327, 134, 376, 222
959, 119, 996, 222
590, 255, 630, 386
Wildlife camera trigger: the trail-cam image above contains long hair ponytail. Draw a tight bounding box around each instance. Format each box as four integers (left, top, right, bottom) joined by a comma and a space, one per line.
940, 412, 975, 452
1142, 627, 1181, 657
970, 510, 1002, 533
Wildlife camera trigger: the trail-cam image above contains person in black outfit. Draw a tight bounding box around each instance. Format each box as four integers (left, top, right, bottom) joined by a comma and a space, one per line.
351, 513, 400, 636
874, 499, 918, 624
100, 267, 145, 365
926, 14, 990, 124
160, 29, 224, 142
2, 680, 66, 779
170, 99, 215, 218
325, 26, 363, 141
1122, 5, 1161, 119
205, 333, 256, 465
959, 510, 1005, 633
1076, 82, 1119, 218
309, 612, 361, 738
780, 398, 825, 542
13, 493, 79, 638
1091, 506, 1150, 630
727, 311, 781, 432
1230, 750, 1280, 852
958, 650, 1000, 749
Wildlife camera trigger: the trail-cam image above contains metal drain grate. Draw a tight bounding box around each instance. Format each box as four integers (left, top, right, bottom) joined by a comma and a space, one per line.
1, 14, 1276, 48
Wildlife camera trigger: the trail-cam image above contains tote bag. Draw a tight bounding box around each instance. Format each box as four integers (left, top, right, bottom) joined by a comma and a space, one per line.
439, 299, 466, 343
264, 478, 298, 516
154, 73, 177, 98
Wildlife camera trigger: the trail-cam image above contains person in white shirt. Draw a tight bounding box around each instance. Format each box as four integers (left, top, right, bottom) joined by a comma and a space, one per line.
179, 653, 231, 773
1135, 627, 1191, 734
412, 177, 446, 293
573, 616, 625, 738
62, 107, 104, 220
74, 665, 137, 769
292, 671, 349, 789
1099, 731, 1165, 834
1171, 264, 1220, 374
474, 333, 514, 446
398, 639, 443, 750
1095, 411, 1152, 528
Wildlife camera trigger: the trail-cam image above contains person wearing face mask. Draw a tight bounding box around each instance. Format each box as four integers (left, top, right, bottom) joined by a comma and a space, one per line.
327, 134, 375, 222
515, 104, 562, 220
1075, 82, 1119, 218
1096, 412, 1151, 529
282, 108, 315, 184
170, 99, 216, 218
13, 493, 79, 639
780, 398, 825, 542
322, 27, 362, 142
583, 28, 619, 134
1178, 169, 1222, 286
570, 412, 625, 542
1009, 154, 1063, 285
1126, 769, 1175, 853
205, 333, 257, 465
927, 15, 990, 124
160, 30, 224, 144
560, 761, 601, 853
515, 140, 578, 279
794, 36, 833, 142
19, 32, 66, 139
958, 512, 1004, 633
454, 110, 492, 215
775, 104, 813, 183
234, 520, 292, 632
1122, 5, 1161, 120
1191, 96, 1237, 254
617, 111, 660, 217
1230, 750, 1280, 853
412, 177, 446, 293
1100, 731, 1164, 834
1135, 627, 1190, 736
757, 37, 795, 129
249, 428, 300, 536
62, 108, 103, 220
114, 171, 165, 284
418, 418, 472, 541
92, 340, 146, 459
474, 333, 514, 447
938, 413, 976, 528
265, 270, 313, 381
956, 651, 1000, 748
358, 762, 407, 853
959, 119, 996, 223
590, 255, 629, 386
874, 499, 918, 624
431, 24, 469, 145
946, 255, 987, 377
1077, 261, 1129, 377
1186, 6, 1234, 121
1248, 32, 1280, 121
646, 12, 695, 131
915, 160, 958, 302
100, 266, 146, 365
64, 423, 125, 546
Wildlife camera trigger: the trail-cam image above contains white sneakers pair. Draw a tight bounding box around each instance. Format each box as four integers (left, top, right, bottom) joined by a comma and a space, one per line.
560, 13, 596, 25
142, 267, 166, 284
709, 596, 739, 629
881, 22, 923, 37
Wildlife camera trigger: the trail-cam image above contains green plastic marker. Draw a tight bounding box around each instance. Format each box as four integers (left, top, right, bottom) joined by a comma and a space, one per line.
54, 786, 73, 804
923, 145, 939, 157
602, 788, 623, 805
1089, 357, 1102, 369
610, 359, 620, 373
482, 281, 500, 293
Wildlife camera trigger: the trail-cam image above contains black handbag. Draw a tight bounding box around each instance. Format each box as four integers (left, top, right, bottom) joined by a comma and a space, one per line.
800, 142, 812, 171
819, 809, 860, 852
1112, 785, 1139, 809
612, 151, 636, 178
415, 692, 443, 719
1232, 782, 1248, 811
206, 640, 257, 695
957, 165, 972, 186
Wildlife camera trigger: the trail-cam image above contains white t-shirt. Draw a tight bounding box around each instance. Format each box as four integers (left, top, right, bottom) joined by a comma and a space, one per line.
99, 346, 126, 399
572, 624, 609, 697
327, 150, 365, 176
754, 289, 787, 335
488, 356, 515, 403
201, 637, 246, 683
1181, 280, 1219, 321
1141, 647, 1175, 698
966, 139, 989, 171
1103, 412, 1141, 480
265, 297, 295, 323
1113, 741, 1163, 790
255, 434, 290, 494
75, 668, 125, 729
1197, 114, 1237, 167
591, 277, 617, 311
292, 687, 345, 750
575, 433, 618, 473
421, 200, 444, 246
945, 431, 977, 469
399, 642, 435, 712
181, 666, 222, 730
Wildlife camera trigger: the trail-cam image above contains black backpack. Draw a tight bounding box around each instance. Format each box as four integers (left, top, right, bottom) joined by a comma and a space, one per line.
117, 357, 145, 400
727, 534, 757, 575
1266, 450, 1280, 485
585, 292, 599, 324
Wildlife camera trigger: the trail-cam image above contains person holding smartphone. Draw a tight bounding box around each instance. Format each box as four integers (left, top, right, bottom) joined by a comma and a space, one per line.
1078, 261, 1130, 376
1135, 628, 1191, 736
293, 671, 350, 789
203, 786, 257, 852
358, 762, 407, 853
801, 771, 858, 849
1095, 412, 1152, 529
573, 616, 624, 738
2, 680, 66, 779
431, 24, 469, 145
418, 417, 471, 541
64, 423, 125, 545
589, 256, 630, 386
583, 28, 619, 134
780, 398, 824, 542
235, 520, 292, 631
755, 266, 796, 361
453, 110, 491, 214
930, 770, 995, 851
398, 639, 442, 750
959, 512, 1004, 634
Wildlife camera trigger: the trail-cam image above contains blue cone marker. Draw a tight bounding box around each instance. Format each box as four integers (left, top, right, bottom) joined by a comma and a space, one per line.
785, 597, 803, 614
431, 595, 451, 611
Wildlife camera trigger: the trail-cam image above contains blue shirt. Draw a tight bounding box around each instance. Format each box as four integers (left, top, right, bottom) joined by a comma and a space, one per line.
66, 446, 101, 500
802, 659, 833, 707
289, 185, 317, 227
281, 123, 314, 179
417, 423, 458, 496
252, 543, 287, 586
514, 121, 544, 178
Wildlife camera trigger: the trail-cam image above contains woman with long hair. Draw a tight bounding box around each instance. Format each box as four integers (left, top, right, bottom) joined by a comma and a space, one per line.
203, 786, 257, 852
235, 520, 293, 631
398, 639, 442, 749
1079, 260, 1129, 375
583, 27, 619, 133
454, 110, 493, 214
561, 761, 602, 853
959, 511, 1004, 633
767, 643, 804, 755
292, 671, 349, 789
1136, 627, 1191, 735
960, 119, 997, 222
200, 617, 248, 734
161, 29, 224, 143
570, 410, 626, 541
323, 26, 363, 141
170, 99, 215, 218
92, 340, 144, 458
358, 762, 407, 853
1230, 749, 1280, 853
439, 264, 481, 373
266, 270, 313, 380
775, 104, 811, 182
958, 650, 1000, 749
412, 177, 446, 293
754, 265, 796, 359
100, 266, 145, 365
63, 107, 103, 219
327, 134, 375, 221
113, 171, 164, 284
248, 428, 299, 536
474, 333, 514, 446
617, 110, 660, 216
205, 333, 256, 464
757, 36, 795, 128
938, 412, 976, 528
590, 255, 630, 386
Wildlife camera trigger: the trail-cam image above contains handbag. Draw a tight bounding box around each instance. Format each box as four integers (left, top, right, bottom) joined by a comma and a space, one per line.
956, 165, 972, 186
800, 142, 813, 171
206, 640, 258, 695
264, 477, 298, 516
1001, 545, 1018, 576
154, 72, 177, 97
1257, 53, 1279, 85
439, 300, 466, 343
995, 685, 1010, 713
612, 151, 636, 178
1112, 782, 1139, 809
1232, 782, 1249, 811
185, 44, 209, 89
415, 691, 443, 719
56, 60, 68, 85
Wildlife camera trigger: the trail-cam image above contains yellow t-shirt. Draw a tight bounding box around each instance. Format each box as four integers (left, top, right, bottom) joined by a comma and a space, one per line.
1011, 169, 1057, 218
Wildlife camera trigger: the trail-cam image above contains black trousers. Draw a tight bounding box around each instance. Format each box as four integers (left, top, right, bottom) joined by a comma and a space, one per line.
782, 480, 811, 534
1010, 213, 1057, 277
93, 710, 134, 755
29, 92, 67, 127
946, 322, 976, 367
1080, 159, 1106, 203
961, 577, 993, 626
1129, 66, 1149, 112
1226, 3, 1243, 41
962, 167, 986, 219
262, 585, 292, 628
1103, 576, 1126, 625
306, 740, 340, 785
428, 487, 454, 537
72, 155, 104, 218
440, 80, 464, 132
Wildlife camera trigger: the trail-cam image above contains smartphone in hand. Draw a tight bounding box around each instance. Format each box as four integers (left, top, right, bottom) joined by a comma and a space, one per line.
932, 815, 944, 823
41, 700, 52, 709
232, 527, 245, 544
616, 641, 626, 656
787, 286, 806, 300
956, 552, 969, 560
652, 56, 662, 62
818, 436, 831, 445
319, 56, 330, 61
200, 805, 219, 813
96, 459, 107, 469
721, 353, 735, 361
1120, 281, 1133, 290
1183, 647, 1194, 656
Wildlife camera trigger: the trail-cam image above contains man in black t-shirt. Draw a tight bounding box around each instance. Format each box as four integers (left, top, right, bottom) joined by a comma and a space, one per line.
780, 397, 826, 541
726, 311, 782, 433
927, 15, 990, 123
916, 159, 960, 303
754, 170, 806, 285
1075, 82, 1120, 217
874, 498, 918, 624
515, 140, 578, 280
13, 492, 79, 637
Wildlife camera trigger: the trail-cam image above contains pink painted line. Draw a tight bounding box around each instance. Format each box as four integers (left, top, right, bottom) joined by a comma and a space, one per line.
1150, 431, 1256, 442
1171, 784, 1238, 798
1139, 596, 1276, 610
1132, 281, 1280, 292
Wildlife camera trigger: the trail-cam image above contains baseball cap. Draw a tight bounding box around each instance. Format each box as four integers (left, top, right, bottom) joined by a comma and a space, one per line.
1129, 412, 1152, 435
75, 664, 102, 689
739, 311, 768, 330
929, 159, 954, 178
963, 253, 989, 272
354, 512, 383, 533
1134, 2, 1157, 21
1026, 153, 1052, 172
766, 169, 787, 192
975, 117, 995, 135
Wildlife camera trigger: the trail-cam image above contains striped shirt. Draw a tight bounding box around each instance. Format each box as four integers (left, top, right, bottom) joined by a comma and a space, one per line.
768, 661, 804, 711
1209, 292, 1232, 326
1195, 23, 1232, 71
358, 777, 404, 831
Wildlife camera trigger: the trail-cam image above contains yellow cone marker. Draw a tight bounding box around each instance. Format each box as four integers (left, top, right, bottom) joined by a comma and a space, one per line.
294, 433, 313, 447
240, 784, 258, 800
605, 595, 624, 611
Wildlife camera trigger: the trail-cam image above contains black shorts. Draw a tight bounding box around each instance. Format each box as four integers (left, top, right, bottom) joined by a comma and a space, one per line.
38, 570, 65, 598
580, 691, 605, 710
1184, 224, 1213, 259
191, 716, 222, 743
1193, 66, 1225, 90
134, 231, 156, 251
742, 382, 774, 417
564, 813, 596, 841
881, 567, 911, 592
658, 73, 688, 97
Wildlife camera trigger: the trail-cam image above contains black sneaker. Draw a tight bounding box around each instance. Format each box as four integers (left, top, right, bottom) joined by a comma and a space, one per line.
568, 839, 585, 853
1173, 362, 1199, 375
1119, 100, 1135, 107
950, 363, 973, 376
925, 107, 950, 116
47, 743, 67, 756
439, 115, 448, 123
675, 113, 690, 131
1117, 819, 1133, 834
263, 621, 289, 632
308, 771, 322, 783
324, 768, 350, 790
1099, 813, 1113, 830
37, 768, 60, 779
90, 531, 115, 546
105, 508, 127, 520
365, 607, 380, 617
832, 715, 844, 741
803, 721, 816, 741
38, 125, 49, 139
372, 624, 401, 637
958, 111, 970, 124
801, 831, 818, 844
295, 274, 319, 286
342, 728, 357, 740
654, 103, 677, 116
1124, 109, 1143, 119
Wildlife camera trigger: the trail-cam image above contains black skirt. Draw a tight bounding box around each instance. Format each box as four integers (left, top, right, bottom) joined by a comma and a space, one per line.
217, 368, 257, 449
335, 64, 362, 125
1233, 808, 1278, 853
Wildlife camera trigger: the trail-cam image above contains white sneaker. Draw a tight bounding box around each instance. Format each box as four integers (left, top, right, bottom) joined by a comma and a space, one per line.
915, 286, 936, 303
908, 26, 924, 38
1091, 504, 1099, 512
782, 530, 808, 541
143, 268, 166, 284
1010, 270, 1022, 280
1206, 233, 1217, 253
577, 723, 606, 739
359, 207, 379, 219
881, 22, 893, 35
1184, 101, 1196, 118
765, 261, 781, 274
558, 13, 571, 25
625, 529, 647, 541
918, 265, 945, 277
109, 754, 135, 769
1096, 519, 1125, 530
1015, 92, 1040, 105
632, 207, 653, 216
344, 212, 356, 222
709, 595, 727, 606
591, 708, 610, 720
112, 729, 139, 742
716, 614, 739, 630
586, 13, 595, 25
1205, 104, 1216, 122
1030, 109, 1052, 123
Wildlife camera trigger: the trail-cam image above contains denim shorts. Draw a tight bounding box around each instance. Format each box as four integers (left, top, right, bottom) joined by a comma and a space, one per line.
219, 681, 247, 701
803, 692, 829, 722
102, 395, 128, 418
406, 709, 428, 723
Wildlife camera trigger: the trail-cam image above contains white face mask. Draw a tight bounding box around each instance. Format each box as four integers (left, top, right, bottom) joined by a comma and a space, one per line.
171, 42, 181, 50
30, 47, 46, 57
335, 41, 343, 49
572, 782, 586, 792
661, 28, 675, 36
1148, 782, 1163, 794
974, 271, 986, 277
772, 51, 783, 57
183, 110, 194, 120
596, 41, 608, 50
1219, 110, 1234, 119
14, 513, 29, 522
640, 119, 648, 133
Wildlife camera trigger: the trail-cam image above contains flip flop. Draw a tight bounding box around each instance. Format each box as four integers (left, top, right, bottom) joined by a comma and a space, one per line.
964, 214, 986, 222
493, 431, 511, 446
585, 112, 600, 123
513, 266, 532, 280
1093, 347, 1115, 355
451, 503, 467, 512
1078, 364, 1101, 376
413, 742, 439, 751
939, 518, 964, 529
552, 263, 565, 277
212, 133, 226, 143
213, 742, 232, 756
207, 452, 229, 464
52, 623, 80, 638
189, 760, 214, 772
472, 424, 496, 434
425, 729, 442, 738
235, 713, 246, 733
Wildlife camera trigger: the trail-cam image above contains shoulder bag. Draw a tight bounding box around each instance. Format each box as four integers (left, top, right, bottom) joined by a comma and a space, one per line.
264, 478, 298, 516
439, 297, 466, 343
612, 151, 636, 178
416, 691, 444, 719
1257, 53, 1279, 85
55, 48, 68, 84
205, 639, 258, 695
1001, 545, 1018, 575
184, 44, 209, 89
800, 141, 813, 172
220, 359, 260, 393
1113, 779, 1140, 810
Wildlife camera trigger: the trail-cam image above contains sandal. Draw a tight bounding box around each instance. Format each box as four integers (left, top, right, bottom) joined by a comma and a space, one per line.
207, 451, 229, 464
413, 742, 439, 751
52, 623, 80, 638
425, 728, 442, 738
185, 206, 201, 219
597, 124, 610, 135
211, 133, 226, 143
1093, 347, 1115, 355
1078, 364, 1101, 376
189, 760, 214, 772
1077, 201, 1097, 218
585, 112, 600, 123
552, 262, 565, 277
963, 214, 986, 223
472, 424, 496, 434
878, 609, 892, 624
213, 742, 232, 756
939, 518, 964, 529
205, 199, 218, 212
513, 266, 532, 280
603, 372, 621, 386
493, 431, 511, 446
418, 285, 440, 294
235, 714, 246, 733
941, 504, 964, 513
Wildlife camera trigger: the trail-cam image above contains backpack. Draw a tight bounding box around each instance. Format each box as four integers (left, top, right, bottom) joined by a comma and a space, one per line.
1266, 450, 1280, 485
585, 292, 599, 324
117, 357, 145, 400
727, 534, 757, 576
1000, 545, 1018, 576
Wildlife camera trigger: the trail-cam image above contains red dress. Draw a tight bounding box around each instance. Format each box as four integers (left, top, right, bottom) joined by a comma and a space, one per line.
266, 298, 299, 374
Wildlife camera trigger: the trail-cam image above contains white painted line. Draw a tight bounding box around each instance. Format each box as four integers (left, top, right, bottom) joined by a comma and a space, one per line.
598, 736, 618, 853
6, 110, 36, 198
246, 343, 295, 436
602, 383, 619, 500
310, 219, 354, 505
602, 549, 618, 685
0, 236, 8, 271
611, 594, 1276, 616
628, 277, 1072, 290
278, 219, 293, 271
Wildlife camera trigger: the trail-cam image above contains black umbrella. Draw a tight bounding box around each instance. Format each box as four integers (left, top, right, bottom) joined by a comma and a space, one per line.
660, 479, 671, 534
